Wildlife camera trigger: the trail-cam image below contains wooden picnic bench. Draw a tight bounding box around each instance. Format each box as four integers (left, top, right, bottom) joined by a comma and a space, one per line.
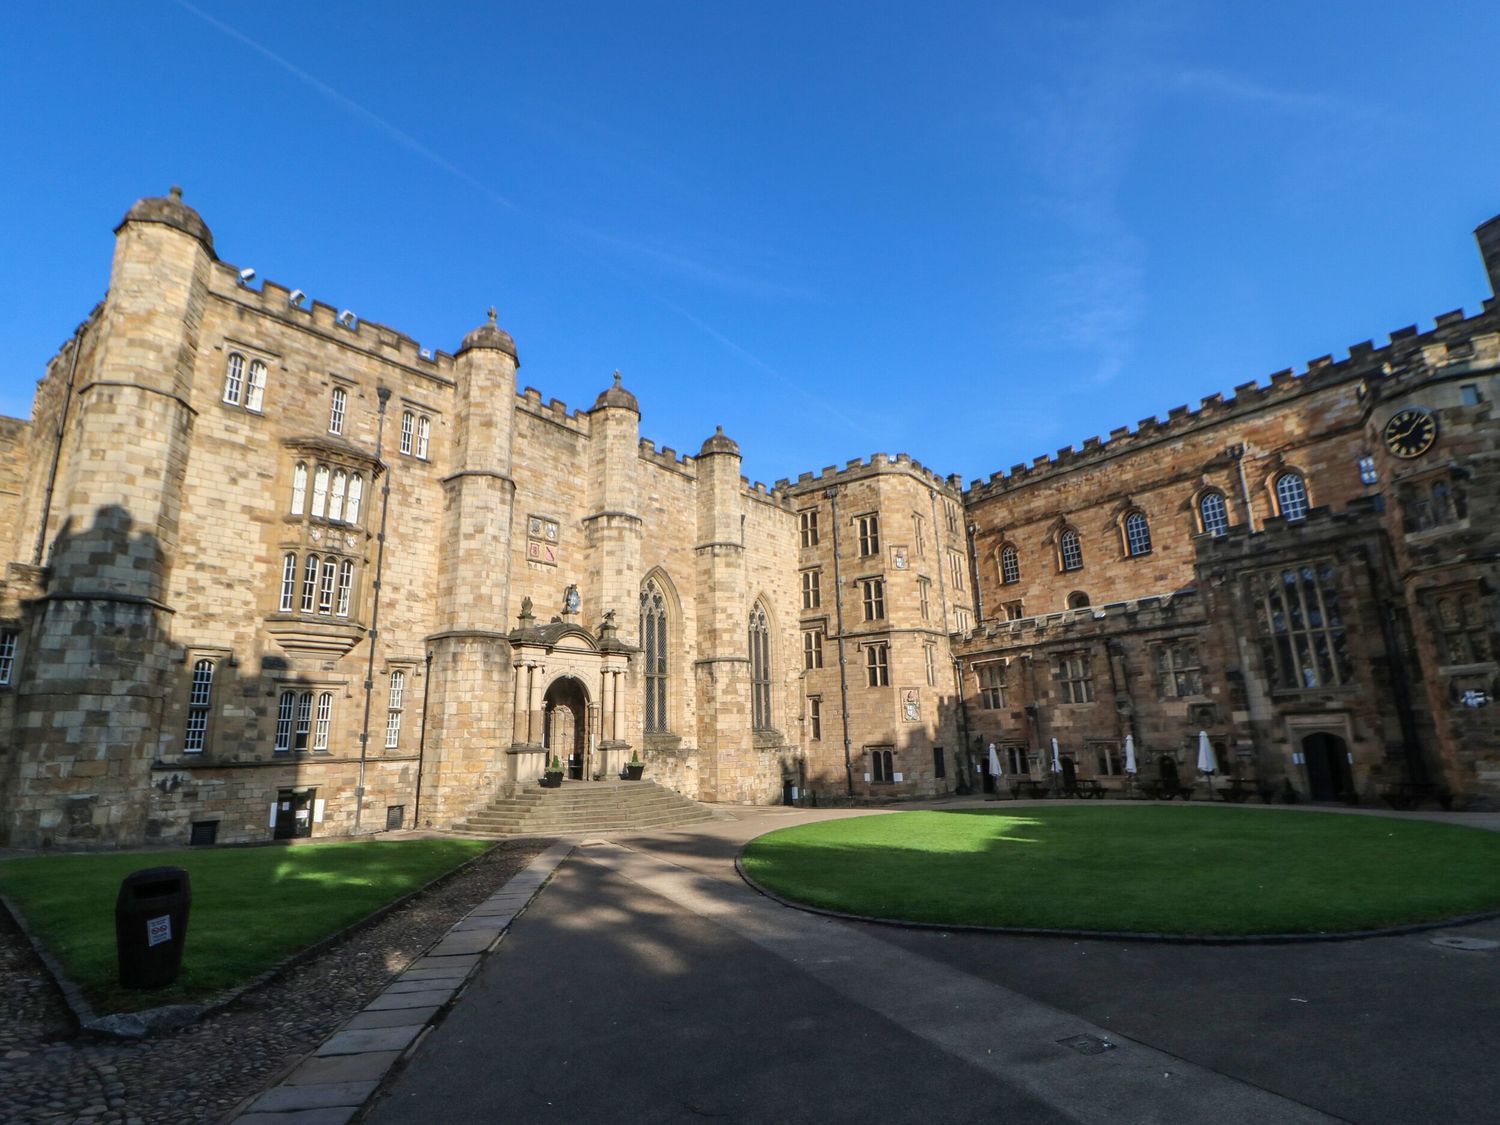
1068, 778, 1109, 799
1136, 780, 1194, 800
1008, 778, 1051, 799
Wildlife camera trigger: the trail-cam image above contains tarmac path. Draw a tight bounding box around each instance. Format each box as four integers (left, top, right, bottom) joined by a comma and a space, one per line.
359, 802, 1500, 1123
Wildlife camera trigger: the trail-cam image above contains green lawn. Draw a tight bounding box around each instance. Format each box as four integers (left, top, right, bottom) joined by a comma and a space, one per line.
740, 807, 1500, 935
0, 838, 491, 1012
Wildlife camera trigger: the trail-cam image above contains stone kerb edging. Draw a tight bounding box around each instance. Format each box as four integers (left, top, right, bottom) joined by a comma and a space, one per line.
0, 839, 508, 1040
228, 839, 575, 1125
732, 852, 1500, 946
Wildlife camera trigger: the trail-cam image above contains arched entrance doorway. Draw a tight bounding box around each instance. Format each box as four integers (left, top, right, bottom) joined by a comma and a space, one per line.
544, 677, 589, 780
1302, 732, 1352, 801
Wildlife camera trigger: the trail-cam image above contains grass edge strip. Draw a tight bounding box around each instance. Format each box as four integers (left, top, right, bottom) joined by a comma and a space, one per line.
732, 850, 1500, 946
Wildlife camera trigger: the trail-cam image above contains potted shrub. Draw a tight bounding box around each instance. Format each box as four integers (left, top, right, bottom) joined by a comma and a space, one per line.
540, 754, 564, 788
622, 750, 645, 781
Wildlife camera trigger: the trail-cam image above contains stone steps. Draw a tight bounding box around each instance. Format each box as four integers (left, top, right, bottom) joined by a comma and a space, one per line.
452, 780, 714, 836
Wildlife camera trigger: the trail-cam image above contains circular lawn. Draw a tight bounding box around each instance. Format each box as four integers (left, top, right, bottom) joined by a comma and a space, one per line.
739, 806, 1500, 936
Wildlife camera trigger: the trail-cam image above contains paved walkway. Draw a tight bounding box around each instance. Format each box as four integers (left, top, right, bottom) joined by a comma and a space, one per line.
240, 801, 1500, 1123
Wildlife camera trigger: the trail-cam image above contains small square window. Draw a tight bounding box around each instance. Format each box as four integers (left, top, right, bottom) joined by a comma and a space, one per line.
189, 821, 219, 846
385, 805, 406, 831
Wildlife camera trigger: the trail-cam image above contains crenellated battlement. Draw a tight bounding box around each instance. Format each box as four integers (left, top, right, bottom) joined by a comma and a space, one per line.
740, 475, 793, 508
515, 386, 592, 435
962, 587, 1203, 646
964, 305, 1498, 503
207, 260, 457, 380
638, 437, 697, 475
776, 450, 959, 496
1193, 496, 1387, 561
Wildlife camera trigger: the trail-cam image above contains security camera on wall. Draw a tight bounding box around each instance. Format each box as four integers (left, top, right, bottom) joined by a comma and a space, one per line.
237, 267, 255, 286
288, 289, 306, 307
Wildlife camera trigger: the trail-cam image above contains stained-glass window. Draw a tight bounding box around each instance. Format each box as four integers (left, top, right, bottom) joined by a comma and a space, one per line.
642, 579, 669, 733
750, 603, 772, 729
1250, 562, 1352, 689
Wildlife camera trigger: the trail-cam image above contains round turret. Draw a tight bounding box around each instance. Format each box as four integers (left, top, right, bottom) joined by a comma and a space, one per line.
592, 371, 640, 413
698, 425, 740, 457
458, 306, 519, 361
115, 186, 215, 254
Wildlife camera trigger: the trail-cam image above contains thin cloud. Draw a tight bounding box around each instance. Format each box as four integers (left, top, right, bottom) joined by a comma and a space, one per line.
1011, 1, 1171, 385
579, 226, 820, 303
167, 0, 857, 436
1167, 67, 1389, 122
171, 0, 515, 213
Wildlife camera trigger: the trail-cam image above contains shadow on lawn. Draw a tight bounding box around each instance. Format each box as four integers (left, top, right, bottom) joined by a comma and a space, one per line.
736, 806, 1500, 935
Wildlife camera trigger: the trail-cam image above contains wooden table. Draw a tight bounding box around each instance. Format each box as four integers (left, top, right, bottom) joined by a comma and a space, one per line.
1216, 778, 1255, 803
1009, 779, 1051, 799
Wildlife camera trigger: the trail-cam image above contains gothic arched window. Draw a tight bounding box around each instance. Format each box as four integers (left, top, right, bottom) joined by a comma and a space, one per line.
749, 602, 772, 730
1059, 528, 1083, 572
1199, 491, 1229, 537
999, 544, 1020, 584
1124, 511, 1152, 557
641, 578, 669, 733
1276, 472, 1309, 521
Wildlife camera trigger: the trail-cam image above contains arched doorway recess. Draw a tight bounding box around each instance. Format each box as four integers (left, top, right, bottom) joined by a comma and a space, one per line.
1301, 731, 1353, 801
544, 676, 590, 780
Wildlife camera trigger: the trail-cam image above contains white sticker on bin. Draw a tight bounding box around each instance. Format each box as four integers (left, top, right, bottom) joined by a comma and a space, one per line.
147, 915, 172, 947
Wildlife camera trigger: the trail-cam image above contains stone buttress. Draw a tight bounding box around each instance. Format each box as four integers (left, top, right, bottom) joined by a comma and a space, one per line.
693, 428, 749, 800
419, 311, 519, 825
10, 189, 209, 845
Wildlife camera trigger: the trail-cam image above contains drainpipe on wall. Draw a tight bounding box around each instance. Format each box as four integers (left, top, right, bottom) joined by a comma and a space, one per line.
1230, 443, 1258, 533
354, 386, 393, 832
824, 486, 855, 797
33, 322, 86, 567
966, 521, 983, 624
928, 485, 966, 785
411, 648, 434, 828
951, 655, 974, 795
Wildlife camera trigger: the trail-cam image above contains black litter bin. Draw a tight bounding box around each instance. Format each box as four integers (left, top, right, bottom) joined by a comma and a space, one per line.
115, 866, 191, 990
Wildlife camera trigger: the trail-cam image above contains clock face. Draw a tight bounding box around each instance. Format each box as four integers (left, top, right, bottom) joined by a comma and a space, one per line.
1383, 408, 1437, 459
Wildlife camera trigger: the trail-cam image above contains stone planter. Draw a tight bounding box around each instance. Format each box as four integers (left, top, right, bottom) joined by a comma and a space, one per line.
621, 763, 644, 781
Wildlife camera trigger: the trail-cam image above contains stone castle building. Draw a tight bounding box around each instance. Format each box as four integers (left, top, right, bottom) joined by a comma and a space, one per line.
0, 189, 1494, 847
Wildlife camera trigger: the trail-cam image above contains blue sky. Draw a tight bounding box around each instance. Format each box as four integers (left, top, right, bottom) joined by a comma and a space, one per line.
3, 2, 1498, 487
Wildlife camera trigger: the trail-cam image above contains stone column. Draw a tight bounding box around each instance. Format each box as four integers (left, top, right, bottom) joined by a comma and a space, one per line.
512, 661, 529, 743
528, 664, 546, 746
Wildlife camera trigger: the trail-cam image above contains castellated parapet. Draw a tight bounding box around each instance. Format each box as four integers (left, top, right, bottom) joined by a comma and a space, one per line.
965, 308, 1497, 501
0, 194, 1497, 845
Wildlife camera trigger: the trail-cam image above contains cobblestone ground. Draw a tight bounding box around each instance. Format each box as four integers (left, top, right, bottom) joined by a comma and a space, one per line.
0, 838, 552, 1125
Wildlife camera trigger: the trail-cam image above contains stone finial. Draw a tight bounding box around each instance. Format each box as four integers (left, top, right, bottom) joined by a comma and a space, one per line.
117, 185, 215, 253
698, 425, 740, 457
591, 370, 640, 413
458, 305, 518, 360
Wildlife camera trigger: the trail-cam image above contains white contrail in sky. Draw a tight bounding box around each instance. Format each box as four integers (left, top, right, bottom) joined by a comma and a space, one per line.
168, 0, 868, 436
